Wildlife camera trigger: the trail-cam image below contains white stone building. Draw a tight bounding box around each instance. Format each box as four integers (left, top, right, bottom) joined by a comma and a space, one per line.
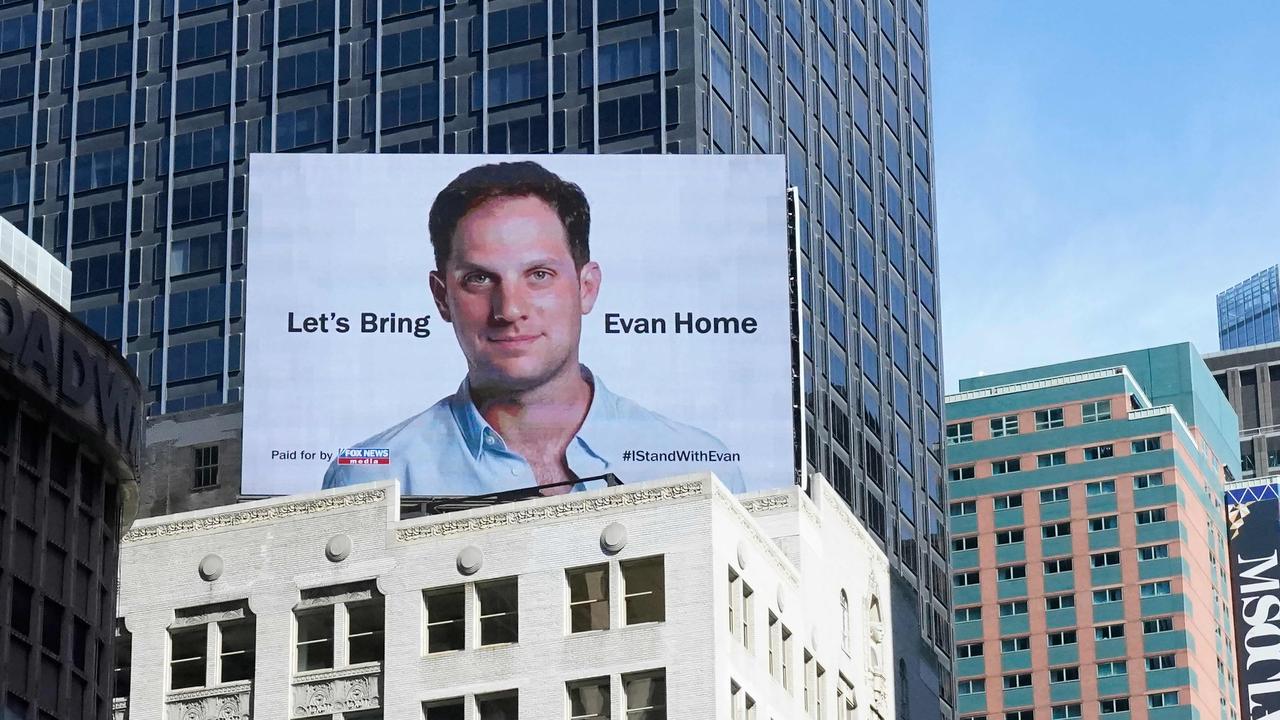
114, 472, 893, 719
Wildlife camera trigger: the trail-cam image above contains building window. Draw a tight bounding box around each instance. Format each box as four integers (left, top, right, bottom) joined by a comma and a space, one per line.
477, 691, 518, 718
1099, 698, 1130, 714
1083, 444, 1114, 461
1093, 587, 1123, 604
1035, 408, 1064, 430
950, 500, 976, 517
1146, 654, 1175, 670
1000, 636, 1029, 652
1047, 630, 1076, 646
1081, 400, 1111, 424
1007, 712, 1034, 720
425, 586, 466, 652
1045, 594, 1075, 610
1132, 437, 1161, 453
477, 578, 519, 646
957, 679, 985, 695
568, 677, 611, 720
1003, 673, 1032, 689
995, 529, 1024, 545
620, 670, 666, 719
168, 601, 256, 690
1143, 617, 1174, 634
568, 564, 611, 633
1136, 508, 1167, 525
1134, 472, 1165, 489
956, 641, 983, 658
1147, 691, 1179, 708
952, 536, 978, 552
949, 466, 975, 482
621, 557, 665, 625
840, 591, 850, 652
1039, 487, 1069, 503
996, 565, 1025, 582
1037, 452, 1066, 468
991, 458, 1021, 475
1138, 544, 1169, 562
193, 445, 219, 489
1088, 515, 1117, 532
998, 601, 1027, 617
1049, 667, 1079, 683
954, 606, 981, 623
1041, 521, 1071, 539
1140, 581, 1172, 598
1095, 623, 1124, 640
989, 415, 1019, 438
1086, 479, 1115, 496
781, 624, 794, 692
424, 697, 465, 719
993, 493, 1022, 510
769, 613, 783, 682
1043, 557, 1072, 574
946, 421, 972, 445
837, 675, 856, 719
114, 623, 132, 699
1091, 551, 1120, 568
1051, 704, 1082, 720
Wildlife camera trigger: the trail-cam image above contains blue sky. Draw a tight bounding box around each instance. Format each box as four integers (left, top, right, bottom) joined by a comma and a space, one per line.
930, 2, 1280, 391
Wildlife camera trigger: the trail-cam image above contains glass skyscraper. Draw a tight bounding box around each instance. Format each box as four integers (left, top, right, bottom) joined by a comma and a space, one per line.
1218, 264, 1280, 351
0, 0, 950, 715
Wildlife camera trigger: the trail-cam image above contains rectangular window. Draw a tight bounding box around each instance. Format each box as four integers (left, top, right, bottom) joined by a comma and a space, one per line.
1147, 691, 1178, 708
1049, 667, 1079, 683
1051, 704, 1082, 720
1095, 624, 1124, 640
568, 677, 611, 720
1091, 551, 1120, 568
1037, 452, 1066, 468
946, 422, 973, 445
1084, 444, 1114, 461
991, 458, 1021, 475
1137, 544, 1169, 562
1142, 617, 1174, 634
477, 692, 519, 718
1003, 673, 1032, 689
568, 565, 610, 633
1000, 636, 1029, 652
621, 556, 664, 625
1045, 594, 1075, 611
1134, 473, 1165, 489
295, 608, 334, 671
1082, 400, 1111, 423
1088, 515, 1117, 532
1043, 557, 1073, 574
1039, 487, 1069, 503
1136, 508, 1167, 525
957, 679, 985, 695
993, 493, 1022, 510
1146, 654, 1175, 671
996, 529, 1024, 545
998, 601, 1027, 617
953, 572, 979, 588
949, 466, 975, 482
1041, 522, 1071, 539
1047, 630, 1076, 646
1093, 587, 1122, 604
1086, 479, 1115, 496
193, 445, 219, 489
950, 501, 976, 517
477, 578, 518, 645
169, 625, 207, 689
1035, 408, 1064, 430
1132, 437, 1161, 453
1100, 698, 1130, 714
425, 586, 465, 652
956, 642, 983, 659
623, 669, 665, 719
990, 415, 1019, 438
1140, 581, 1172, 598
954, 606, 981, 623
346, 599, 384, 664
997, 565, 1026, 582
952, 536, 978, 552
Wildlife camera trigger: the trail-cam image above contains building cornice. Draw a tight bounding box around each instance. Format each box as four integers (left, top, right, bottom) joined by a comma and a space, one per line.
123, 488, 388, 543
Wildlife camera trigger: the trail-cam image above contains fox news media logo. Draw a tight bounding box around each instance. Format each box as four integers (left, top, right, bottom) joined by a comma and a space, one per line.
336, 448, 391, 465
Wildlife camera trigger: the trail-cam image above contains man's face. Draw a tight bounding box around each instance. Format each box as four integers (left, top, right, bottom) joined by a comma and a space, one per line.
430, 195, 601, 392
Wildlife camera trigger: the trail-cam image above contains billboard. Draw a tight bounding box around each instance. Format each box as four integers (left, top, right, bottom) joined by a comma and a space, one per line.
244, 154, 793, 497
1226, 482, 1280, 718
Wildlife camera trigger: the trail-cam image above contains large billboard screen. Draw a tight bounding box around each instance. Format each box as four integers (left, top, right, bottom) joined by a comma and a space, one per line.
243, 154, 793, 497
1226, 482, 1280, 717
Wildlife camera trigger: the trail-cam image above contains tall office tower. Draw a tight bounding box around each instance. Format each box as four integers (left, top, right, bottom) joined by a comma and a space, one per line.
1204, 343, 1280, 482
944, 343, 1241, 720
1218, 265, 1280, 351
0, 0, 948, 713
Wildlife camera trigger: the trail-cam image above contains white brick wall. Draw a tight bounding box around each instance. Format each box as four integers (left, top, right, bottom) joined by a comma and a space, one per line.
117, 472, 892, 719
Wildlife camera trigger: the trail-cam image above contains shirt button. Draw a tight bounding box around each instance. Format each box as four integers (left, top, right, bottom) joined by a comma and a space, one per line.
484, 436, 495, 446
510, 467, 519, 476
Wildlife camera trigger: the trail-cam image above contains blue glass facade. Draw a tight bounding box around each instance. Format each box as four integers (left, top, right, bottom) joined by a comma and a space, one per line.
0, 0, 950, 714
1218, 265, 1280, 351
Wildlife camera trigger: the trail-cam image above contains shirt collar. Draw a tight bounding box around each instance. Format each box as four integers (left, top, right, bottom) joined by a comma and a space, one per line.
449, 367, 620, 462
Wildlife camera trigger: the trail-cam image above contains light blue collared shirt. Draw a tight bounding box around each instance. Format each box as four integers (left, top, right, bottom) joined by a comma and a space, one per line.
322, 369, 745, 495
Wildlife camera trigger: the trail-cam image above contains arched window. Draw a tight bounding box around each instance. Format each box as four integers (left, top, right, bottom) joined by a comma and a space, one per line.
840, 590, 851, 652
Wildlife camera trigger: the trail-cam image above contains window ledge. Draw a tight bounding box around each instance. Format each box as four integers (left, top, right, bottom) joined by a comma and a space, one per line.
165, 679, 252, 704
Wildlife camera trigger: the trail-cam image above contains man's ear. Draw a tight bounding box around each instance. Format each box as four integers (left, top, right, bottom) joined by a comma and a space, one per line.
578, 261, 602, 314
429, 269, 452, 322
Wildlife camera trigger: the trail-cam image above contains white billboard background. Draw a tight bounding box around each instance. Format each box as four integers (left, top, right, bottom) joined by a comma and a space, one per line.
244, 154, 792, 495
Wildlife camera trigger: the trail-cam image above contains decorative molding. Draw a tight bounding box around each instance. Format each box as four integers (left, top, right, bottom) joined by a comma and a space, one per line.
396, 480, 707, 541
112, 697, 127, 720
165, 685, 250, 720
739, 494, 793, 514
125, 489, 387, 543
292, 662, 382, 684
165, 682, 252, 704
292, 671, 381, 718
710, 484, 799, 586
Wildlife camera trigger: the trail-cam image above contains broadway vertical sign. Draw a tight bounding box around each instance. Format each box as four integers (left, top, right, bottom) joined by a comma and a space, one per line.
1231, 491, 1280, 720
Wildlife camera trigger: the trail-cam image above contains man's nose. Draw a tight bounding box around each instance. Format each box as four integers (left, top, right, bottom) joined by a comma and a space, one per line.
490, 282, 528, 322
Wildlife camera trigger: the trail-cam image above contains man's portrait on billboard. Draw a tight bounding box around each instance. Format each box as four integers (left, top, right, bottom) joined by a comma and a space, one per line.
322, 161, 745, 496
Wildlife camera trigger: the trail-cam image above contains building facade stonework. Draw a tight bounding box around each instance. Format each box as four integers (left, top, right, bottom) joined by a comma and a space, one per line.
115, 472, 893, 719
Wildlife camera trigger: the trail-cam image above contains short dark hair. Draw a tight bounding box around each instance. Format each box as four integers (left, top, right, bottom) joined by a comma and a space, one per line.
428, 161, 591, 269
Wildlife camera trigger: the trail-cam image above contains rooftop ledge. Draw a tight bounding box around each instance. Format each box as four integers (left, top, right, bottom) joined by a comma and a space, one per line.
945, 366, 1154, 408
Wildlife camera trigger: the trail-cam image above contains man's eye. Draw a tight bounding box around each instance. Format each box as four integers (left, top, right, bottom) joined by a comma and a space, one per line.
464, 273, 492, 285
530, 270, 552, 281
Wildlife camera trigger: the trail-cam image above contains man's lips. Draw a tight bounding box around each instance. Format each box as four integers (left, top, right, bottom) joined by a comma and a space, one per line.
486, 333, 541, 345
